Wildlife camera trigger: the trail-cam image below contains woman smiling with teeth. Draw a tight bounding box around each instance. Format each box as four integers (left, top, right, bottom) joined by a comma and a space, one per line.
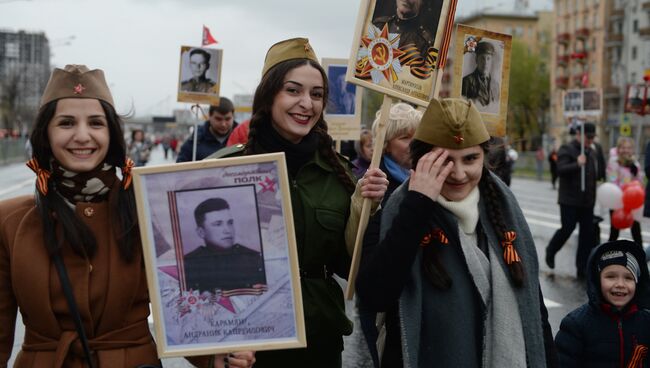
209, 38, 388, 368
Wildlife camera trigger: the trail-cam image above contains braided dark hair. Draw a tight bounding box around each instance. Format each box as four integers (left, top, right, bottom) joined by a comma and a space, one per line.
409, 138, 525, 289
30, 100, 139, 261
245, 58, 355, 193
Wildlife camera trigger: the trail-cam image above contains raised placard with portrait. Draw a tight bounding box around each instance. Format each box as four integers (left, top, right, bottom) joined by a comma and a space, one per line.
132, 153, 305, 357
322, 58, 363, 141
177, 46, 223, 105
346, 0, 458, 107
452, 24, 512, 137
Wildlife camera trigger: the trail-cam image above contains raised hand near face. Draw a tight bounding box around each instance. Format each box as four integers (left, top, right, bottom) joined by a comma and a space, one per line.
408, 149, 453, 201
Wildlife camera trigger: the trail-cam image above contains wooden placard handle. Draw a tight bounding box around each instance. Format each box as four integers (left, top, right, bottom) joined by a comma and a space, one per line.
345, 95, 393, 299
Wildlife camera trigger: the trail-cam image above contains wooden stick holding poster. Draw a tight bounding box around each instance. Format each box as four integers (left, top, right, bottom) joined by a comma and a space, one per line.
344, 0, 458, 299
345, 95, 392, 299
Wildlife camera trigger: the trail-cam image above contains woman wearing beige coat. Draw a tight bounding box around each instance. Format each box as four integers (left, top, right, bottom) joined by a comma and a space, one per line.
0, 65, 254, 368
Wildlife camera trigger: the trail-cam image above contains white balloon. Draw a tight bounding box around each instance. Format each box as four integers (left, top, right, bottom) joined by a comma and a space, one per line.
597, 182, 623, 210
633, 206, 645, 222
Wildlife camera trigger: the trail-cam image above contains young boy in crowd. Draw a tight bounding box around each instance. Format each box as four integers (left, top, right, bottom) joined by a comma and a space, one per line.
555, 240, 650, 367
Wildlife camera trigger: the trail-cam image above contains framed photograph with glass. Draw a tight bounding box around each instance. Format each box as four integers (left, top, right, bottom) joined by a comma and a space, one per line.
177, 46, 223, 105
322, 58, 362, 141
452, 24, 512, 137
346, 0, 458, 107
132, 153, 305, 357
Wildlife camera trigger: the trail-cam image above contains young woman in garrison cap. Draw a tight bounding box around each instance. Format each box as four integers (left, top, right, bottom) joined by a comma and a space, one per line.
209, 38, 388, 367
0, 65, 254, 368
356, 98, 558, 368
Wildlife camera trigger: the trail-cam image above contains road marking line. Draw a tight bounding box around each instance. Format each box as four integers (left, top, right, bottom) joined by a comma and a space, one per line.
0, 178, 33, 197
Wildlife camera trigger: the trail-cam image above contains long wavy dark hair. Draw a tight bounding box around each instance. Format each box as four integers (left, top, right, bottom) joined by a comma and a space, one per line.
244, 58, 355, 193
409, 139, 525, 289
30, 99, 139, 261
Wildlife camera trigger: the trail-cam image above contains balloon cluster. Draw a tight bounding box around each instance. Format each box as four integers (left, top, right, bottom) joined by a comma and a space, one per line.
597, 182, 646, 229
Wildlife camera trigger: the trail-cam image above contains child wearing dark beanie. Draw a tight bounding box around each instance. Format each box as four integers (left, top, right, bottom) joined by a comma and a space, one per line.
555, 240, 650, 367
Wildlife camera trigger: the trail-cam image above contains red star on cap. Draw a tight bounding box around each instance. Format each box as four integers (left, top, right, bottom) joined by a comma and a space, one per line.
73, 83, 85, 95
454, 135, 464, 144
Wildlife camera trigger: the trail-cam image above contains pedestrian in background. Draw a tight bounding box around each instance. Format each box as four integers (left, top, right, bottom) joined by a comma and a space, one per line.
351, 129, 373, 179
606, 137, 643, 246
548, 147, 558, 189
128, 128, 151, 166
0, 64, 254, 368
357, 98, 557, 368
209, 37, 388, 367
555, 240, 650, 367
176, 97, 238, 162
535, 146, 545, 181
545, 122, 599, 279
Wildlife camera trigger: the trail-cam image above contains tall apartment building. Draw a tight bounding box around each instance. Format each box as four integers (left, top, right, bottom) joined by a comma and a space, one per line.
0, 30, 50, 133
550, 0, 609, 145
604, 0, 650, 146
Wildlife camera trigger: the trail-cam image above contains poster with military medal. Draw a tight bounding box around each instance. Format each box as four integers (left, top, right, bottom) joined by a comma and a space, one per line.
452, 24, 512, 137
346, 0, 458, 107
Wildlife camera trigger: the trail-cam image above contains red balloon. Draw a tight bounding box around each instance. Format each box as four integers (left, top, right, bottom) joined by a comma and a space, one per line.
611, 209, 634, 229
622, 185, 645, 211
621, 181, 643, 192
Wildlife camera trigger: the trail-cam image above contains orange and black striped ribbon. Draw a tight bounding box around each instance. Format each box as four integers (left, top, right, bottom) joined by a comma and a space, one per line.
433, 228, 449, 245
501, 231, 521, 265
26, 158, 51, 196
121, 158, 135, 189
627, 344, 648, 368
354, 45, 439, 81
437, 0, 459, 70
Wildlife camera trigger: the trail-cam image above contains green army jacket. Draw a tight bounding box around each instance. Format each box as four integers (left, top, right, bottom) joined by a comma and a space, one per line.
208, 144, 354, 347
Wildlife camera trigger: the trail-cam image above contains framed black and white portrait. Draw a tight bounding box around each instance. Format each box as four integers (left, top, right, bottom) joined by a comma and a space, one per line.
452, 25, 512, 137
177, 46, 223, 105
132, 153, 305, 357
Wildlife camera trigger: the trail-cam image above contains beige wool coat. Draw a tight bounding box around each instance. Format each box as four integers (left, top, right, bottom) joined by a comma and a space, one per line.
0, 190, 210, 368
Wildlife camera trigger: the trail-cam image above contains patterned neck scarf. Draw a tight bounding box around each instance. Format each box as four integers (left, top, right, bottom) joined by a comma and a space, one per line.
50, 161, 117, 204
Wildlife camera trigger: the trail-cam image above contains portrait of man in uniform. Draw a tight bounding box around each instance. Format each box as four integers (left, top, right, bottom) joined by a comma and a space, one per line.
183, 197, 266, 293
180, 48, 218, 94
461, 40, 503, 114
371, 0, 443, 57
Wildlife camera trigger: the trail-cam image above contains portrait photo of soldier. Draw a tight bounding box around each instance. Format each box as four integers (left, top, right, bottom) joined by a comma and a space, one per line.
179, 47, 219, 94
582, 89, 601, 114
371, 0, 443, 57
564, 90, 582, 114
182, 197, 266, 293
625, 84, 645, 113
461, 39, 503, 114
326, 65, 356, 115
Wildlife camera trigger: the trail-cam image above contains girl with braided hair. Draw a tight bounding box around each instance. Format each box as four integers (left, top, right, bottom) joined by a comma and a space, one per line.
0, 65, 254, 368
356, 98, 557, 368
210, 38, 388, 367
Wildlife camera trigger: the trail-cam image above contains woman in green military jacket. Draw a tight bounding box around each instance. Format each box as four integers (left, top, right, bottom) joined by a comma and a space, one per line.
214, 38, 388, 367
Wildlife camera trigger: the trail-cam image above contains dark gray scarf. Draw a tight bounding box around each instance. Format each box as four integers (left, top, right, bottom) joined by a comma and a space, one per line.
380, 172, 546, 368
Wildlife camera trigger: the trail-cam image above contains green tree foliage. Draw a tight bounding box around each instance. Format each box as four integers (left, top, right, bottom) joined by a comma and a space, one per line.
507, 39, 550, 151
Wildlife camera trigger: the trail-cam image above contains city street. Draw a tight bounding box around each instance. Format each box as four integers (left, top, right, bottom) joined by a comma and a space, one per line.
4, 145, 650, 367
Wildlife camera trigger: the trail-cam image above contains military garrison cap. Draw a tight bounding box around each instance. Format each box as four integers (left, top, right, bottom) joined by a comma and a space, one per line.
261, 38, 319, 77
414, 98, 489, 149
40, 64, 114, 108
475, 41, 495, 56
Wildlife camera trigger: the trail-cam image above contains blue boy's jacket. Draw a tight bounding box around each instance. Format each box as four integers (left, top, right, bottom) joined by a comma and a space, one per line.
555, 241, 650, 368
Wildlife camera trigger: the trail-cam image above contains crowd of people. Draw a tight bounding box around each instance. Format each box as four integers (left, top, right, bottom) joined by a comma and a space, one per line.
2, 36, 650, 368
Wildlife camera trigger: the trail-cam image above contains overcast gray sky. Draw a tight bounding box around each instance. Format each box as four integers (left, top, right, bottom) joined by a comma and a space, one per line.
0, 0, 552, 117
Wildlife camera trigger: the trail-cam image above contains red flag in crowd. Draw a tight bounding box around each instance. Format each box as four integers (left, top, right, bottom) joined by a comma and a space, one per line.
202, 25, 218, 46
